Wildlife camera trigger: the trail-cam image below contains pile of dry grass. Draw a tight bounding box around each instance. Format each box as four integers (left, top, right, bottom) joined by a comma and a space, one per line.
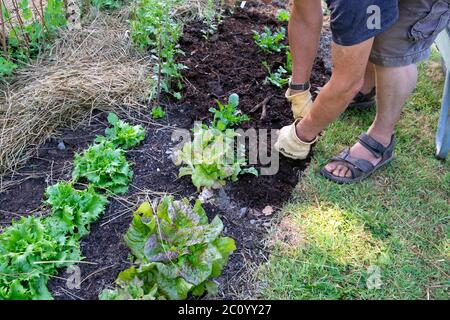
0, 9, 154, 175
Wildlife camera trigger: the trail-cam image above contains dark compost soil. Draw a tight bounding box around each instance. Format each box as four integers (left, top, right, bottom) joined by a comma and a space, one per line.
0, 3, 330, 300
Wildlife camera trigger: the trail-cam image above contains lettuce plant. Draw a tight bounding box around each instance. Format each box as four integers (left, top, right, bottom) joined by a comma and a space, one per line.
173, 124, 257, 190
209, 94, 249, 131
0, 115, 143, 300
150, 106, 166, 119
277, 9, 290, 22
0, 183, 109, 300
72, 141, 133, 194
96, 113, 146, 150
253, 26, 286, 53
0, 216, 81, 300
45, 182, 109, 238
100, 196, 236, 300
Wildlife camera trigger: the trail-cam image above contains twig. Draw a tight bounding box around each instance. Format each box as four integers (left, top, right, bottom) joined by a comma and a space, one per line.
250, 94, 273, 113
58, 286, 84, 300
0, 0, 7, 56
80, 264, 115, 285
33, 260, 98, 265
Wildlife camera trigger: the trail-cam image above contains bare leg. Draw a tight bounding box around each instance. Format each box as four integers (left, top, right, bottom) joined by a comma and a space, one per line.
324, 63, 418, 178
361, 62, 376, 94
295, 39, 374, 141
289, 0, 323, 86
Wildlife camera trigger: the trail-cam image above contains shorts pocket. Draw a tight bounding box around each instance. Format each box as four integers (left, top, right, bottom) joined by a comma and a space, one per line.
408, 0, 450, 42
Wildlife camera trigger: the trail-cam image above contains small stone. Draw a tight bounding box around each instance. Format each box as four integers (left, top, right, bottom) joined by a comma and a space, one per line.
239, 207, 248, 218
249, 219, 256, 225
262, 205, 274, 216
57, 141, 66, 151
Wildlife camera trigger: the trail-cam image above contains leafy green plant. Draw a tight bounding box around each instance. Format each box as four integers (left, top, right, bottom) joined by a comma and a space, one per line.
285, 50, 292, 73
200, 0, 223, 39
0, 57, 18, 77
277, 9, 290, 22
253, 26, 286, 53
130, 0, 185, 99
173, 124, 257, 190
0, 0, 67, 77
96, 113, 145, 149
0, 216, 81, 300
262, 61, 289, 88
0, 181, 109, 300
150, 106, 166, 119
0, 115, 143, 300
100, 196, 236, 300
72, 141, 133, 194
209, 94, 249, 131
45, 182, 109, 238
91, 0, 122, 10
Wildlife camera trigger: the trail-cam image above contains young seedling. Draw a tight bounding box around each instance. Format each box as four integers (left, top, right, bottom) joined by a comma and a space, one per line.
285, 50, 292, 73
131, 0, 186, 102
209, 93, 250, 131
262, 61, 289, 88
95, 113, 146, 149
253, 26, 286, 53
150, 106, 166, 119
277, 9, 290, 22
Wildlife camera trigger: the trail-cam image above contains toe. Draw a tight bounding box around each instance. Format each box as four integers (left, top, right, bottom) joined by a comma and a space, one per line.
338, 166, 348, 177
332, 164, 344, 177
345, 168, 352, 178
324, 161, 338, 173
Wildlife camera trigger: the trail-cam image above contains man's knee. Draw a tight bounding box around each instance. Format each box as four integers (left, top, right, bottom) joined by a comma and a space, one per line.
292, 0, 323, 24
329, 76, 364, 100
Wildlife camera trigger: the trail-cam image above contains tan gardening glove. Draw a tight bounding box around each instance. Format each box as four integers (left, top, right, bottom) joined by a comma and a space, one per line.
274, 120, 317, 160
286, 89, 313, 119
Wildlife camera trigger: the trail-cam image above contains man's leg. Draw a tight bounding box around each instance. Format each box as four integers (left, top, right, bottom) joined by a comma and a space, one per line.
324, 64, 418, 178
361, 62, 376, 94
289, 0, 323, 86
295, 39, 374, 142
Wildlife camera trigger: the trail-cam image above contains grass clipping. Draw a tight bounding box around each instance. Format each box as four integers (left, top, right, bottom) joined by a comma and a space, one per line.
0, 9, 153, 175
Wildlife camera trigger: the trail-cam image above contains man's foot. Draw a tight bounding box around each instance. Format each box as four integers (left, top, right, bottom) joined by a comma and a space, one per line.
321, 133, 396, 183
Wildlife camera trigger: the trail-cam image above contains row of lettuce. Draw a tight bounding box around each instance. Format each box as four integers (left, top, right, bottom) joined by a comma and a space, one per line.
0, 112, 237, 300
0, 113, 145, 299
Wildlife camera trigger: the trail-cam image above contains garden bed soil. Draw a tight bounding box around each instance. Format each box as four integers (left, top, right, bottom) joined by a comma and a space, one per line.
0, 3, 330, 300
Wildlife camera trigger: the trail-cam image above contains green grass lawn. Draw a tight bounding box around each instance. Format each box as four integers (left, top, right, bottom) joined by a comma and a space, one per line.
258, 48, 450, 300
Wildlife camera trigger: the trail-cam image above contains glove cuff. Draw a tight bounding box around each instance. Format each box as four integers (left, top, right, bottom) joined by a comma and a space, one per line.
291, 119, 318, 145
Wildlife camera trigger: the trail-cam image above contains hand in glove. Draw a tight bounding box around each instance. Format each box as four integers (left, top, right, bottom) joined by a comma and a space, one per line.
285, 89, 313, 120
274, 120, 317, 160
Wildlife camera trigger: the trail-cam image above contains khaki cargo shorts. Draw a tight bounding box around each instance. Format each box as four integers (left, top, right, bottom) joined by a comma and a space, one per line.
370, 0, 450, 67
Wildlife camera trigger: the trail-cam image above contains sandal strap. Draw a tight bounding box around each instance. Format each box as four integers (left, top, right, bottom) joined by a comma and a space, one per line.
330, 147, 374, 177
343, 155, 374, 173
358, 133, 386, 158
